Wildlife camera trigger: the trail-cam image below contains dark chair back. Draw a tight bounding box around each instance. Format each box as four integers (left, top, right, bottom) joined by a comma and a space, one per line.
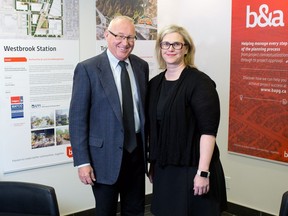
280, 191, 288, 216
0, 181, 60, 216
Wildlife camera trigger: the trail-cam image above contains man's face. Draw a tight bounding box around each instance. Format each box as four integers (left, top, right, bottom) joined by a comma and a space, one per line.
105, 19, 136, 61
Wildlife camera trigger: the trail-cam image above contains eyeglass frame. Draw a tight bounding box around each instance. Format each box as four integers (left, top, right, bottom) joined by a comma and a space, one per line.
108, 30, 137, 42
160, 41, 187, 50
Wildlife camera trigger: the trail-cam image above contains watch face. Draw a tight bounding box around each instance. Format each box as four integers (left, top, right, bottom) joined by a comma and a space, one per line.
200, 171, 209, 177
197, 170, 210, 178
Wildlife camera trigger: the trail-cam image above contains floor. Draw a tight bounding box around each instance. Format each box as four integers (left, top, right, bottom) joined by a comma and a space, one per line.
116, 205, 234, 216
69, 201, 274, 216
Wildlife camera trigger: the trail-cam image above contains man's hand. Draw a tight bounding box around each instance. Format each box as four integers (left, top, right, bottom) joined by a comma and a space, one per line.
78, 165, 96, 185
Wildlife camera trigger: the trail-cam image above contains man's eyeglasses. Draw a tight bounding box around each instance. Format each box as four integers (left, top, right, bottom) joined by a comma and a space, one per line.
108, 30, 137, 42
160, 41, 187, 50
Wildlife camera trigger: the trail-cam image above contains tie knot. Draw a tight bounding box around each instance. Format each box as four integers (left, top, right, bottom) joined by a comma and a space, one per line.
119, 61, 127, 69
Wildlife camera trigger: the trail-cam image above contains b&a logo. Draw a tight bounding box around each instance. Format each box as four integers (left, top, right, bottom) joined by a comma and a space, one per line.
284, 151, 288, 158
246, 4, 284, 28
66, 146, 73, 158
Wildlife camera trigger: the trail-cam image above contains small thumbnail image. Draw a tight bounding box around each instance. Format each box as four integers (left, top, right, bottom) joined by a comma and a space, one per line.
56, 126, 70, 145
55, 109, 69, 126
31, 110, 55, 129
31, 128, 55, 149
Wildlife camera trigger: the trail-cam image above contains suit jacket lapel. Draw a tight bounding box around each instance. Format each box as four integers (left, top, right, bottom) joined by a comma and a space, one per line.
97, 52, 123, 126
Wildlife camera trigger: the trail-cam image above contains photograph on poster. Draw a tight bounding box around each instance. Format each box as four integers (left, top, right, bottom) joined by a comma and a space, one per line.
96, 0, 157, 40
55, 109, 69, 126
31, 110, 55, 129
31, 128, 55, 149
56, 126, 70, 146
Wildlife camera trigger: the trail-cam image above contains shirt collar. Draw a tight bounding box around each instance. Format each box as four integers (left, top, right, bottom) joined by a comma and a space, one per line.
107, 49, 130, 70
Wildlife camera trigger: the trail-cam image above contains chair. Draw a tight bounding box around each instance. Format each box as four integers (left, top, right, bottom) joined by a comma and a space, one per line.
279, 191, 288, 216
0, 181, 60, 216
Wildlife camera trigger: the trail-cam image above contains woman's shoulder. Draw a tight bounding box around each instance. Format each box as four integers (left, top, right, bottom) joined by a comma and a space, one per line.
185, 66, 207, 78
149, 71, 165, 83
184, 66, 216, 87
186, 67, 212, 80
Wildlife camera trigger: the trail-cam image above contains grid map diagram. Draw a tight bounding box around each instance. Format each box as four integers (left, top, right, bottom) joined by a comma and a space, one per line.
0, 0, 79, 39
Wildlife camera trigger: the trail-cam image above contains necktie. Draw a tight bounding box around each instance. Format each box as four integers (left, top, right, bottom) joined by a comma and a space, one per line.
119, 61, 137, 153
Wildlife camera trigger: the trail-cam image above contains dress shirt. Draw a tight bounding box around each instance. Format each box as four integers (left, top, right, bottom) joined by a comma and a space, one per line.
107, 49, 140, 132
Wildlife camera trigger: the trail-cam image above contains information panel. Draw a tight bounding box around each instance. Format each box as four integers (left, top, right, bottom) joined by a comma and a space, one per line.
228, 1, 288, 163
0, 0, 79, 173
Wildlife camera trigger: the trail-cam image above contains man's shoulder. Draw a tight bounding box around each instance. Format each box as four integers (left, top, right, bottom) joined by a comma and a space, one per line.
79, 52, 107, 66
129, 54, 148, 65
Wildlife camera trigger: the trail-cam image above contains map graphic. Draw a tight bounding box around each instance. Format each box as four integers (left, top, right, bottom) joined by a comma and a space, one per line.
0, 0, 79, 39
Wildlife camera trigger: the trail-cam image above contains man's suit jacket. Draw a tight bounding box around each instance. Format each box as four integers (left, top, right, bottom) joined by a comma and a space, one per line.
69, 51, 149, 185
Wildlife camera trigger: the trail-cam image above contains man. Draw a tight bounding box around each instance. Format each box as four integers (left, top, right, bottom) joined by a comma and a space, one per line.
69, 16, 149, 215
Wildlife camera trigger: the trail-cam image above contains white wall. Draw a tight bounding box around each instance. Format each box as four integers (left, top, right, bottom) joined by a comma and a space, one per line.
1, 0, 287, 215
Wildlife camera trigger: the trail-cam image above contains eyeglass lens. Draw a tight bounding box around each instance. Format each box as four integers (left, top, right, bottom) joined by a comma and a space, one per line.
109, 30, 136, 42
160, 42, 184, 50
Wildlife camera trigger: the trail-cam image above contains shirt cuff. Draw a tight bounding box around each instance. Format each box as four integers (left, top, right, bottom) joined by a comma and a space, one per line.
77, 163, 90, 168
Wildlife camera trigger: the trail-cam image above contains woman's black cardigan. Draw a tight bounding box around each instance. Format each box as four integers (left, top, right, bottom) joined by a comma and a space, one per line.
147, 66, 221, 167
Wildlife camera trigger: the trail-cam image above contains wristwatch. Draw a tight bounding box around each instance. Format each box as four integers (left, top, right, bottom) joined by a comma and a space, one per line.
197, 170, 210, 178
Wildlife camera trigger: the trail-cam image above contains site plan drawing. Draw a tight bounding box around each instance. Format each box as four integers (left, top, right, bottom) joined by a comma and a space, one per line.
0, 0, 79, 39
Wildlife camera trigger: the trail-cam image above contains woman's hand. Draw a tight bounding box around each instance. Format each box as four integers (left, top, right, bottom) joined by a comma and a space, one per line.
193, 174, 210, 195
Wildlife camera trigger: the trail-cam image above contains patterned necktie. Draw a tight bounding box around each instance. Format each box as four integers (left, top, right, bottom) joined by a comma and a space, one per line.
119, 61, 137, 153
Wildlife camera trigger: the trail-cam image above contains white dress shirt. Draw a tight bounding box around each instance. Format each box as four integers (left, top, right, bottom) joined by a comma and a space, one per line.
106, 49, 140, 132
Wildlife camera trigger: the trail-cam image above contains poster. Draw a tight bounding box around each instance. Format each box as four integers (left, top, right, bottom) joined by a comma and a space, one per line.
228, 1, 288, 163
0, 0, 79, 173
95, 0, 158, 78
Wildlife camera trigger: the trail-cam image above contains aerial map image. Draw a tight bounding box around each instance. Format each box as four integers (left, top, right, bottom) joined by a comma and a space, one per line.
0, 0, 79, 39
96, 0, 157, 40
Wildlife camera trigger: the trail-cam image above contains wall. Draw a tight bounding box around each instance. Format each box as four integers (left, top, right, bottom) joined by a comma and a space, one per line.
0, 0, 287, 215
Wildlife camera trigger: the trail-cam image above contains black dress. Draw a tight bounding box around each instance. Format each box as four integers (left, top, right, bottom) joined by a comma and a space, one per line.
151, 159, 226, 216
148, 67, 227, 216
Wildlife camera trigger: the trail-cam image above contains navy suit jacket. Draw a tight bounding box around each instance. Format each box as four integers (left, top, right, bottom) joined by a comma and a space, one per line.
69, 51, 149, 185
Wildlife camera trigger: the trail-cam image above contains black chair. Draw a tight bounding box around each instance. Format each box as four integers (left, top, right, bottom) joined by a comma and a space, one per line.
0, 181, 60, 216
279, 191, 288, 216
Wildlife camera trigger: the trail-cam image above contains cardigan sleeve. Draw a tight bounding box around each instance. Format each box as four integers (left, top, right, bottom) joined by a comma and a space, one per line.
190, 72, 220, 136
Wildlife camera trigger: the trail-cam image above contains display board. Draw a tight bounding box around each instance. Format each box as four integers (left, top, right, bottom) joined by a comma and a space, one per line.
0, 0, 79, 173
228, 0, 288, 163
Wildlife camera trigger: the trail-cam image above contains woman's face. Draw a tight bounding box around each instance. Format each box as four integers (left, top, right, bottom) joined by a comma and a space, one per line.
160, 32, 188, 67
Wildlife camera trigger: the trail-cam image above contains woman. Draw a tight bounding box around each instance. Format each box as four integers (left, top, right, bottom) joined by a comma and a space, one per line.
147, 24, 227, 216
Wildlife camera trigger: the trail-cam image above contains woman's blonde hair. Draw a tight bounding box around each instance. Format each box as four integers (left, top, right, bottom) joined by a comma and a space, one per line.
155, 24, 196, 69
